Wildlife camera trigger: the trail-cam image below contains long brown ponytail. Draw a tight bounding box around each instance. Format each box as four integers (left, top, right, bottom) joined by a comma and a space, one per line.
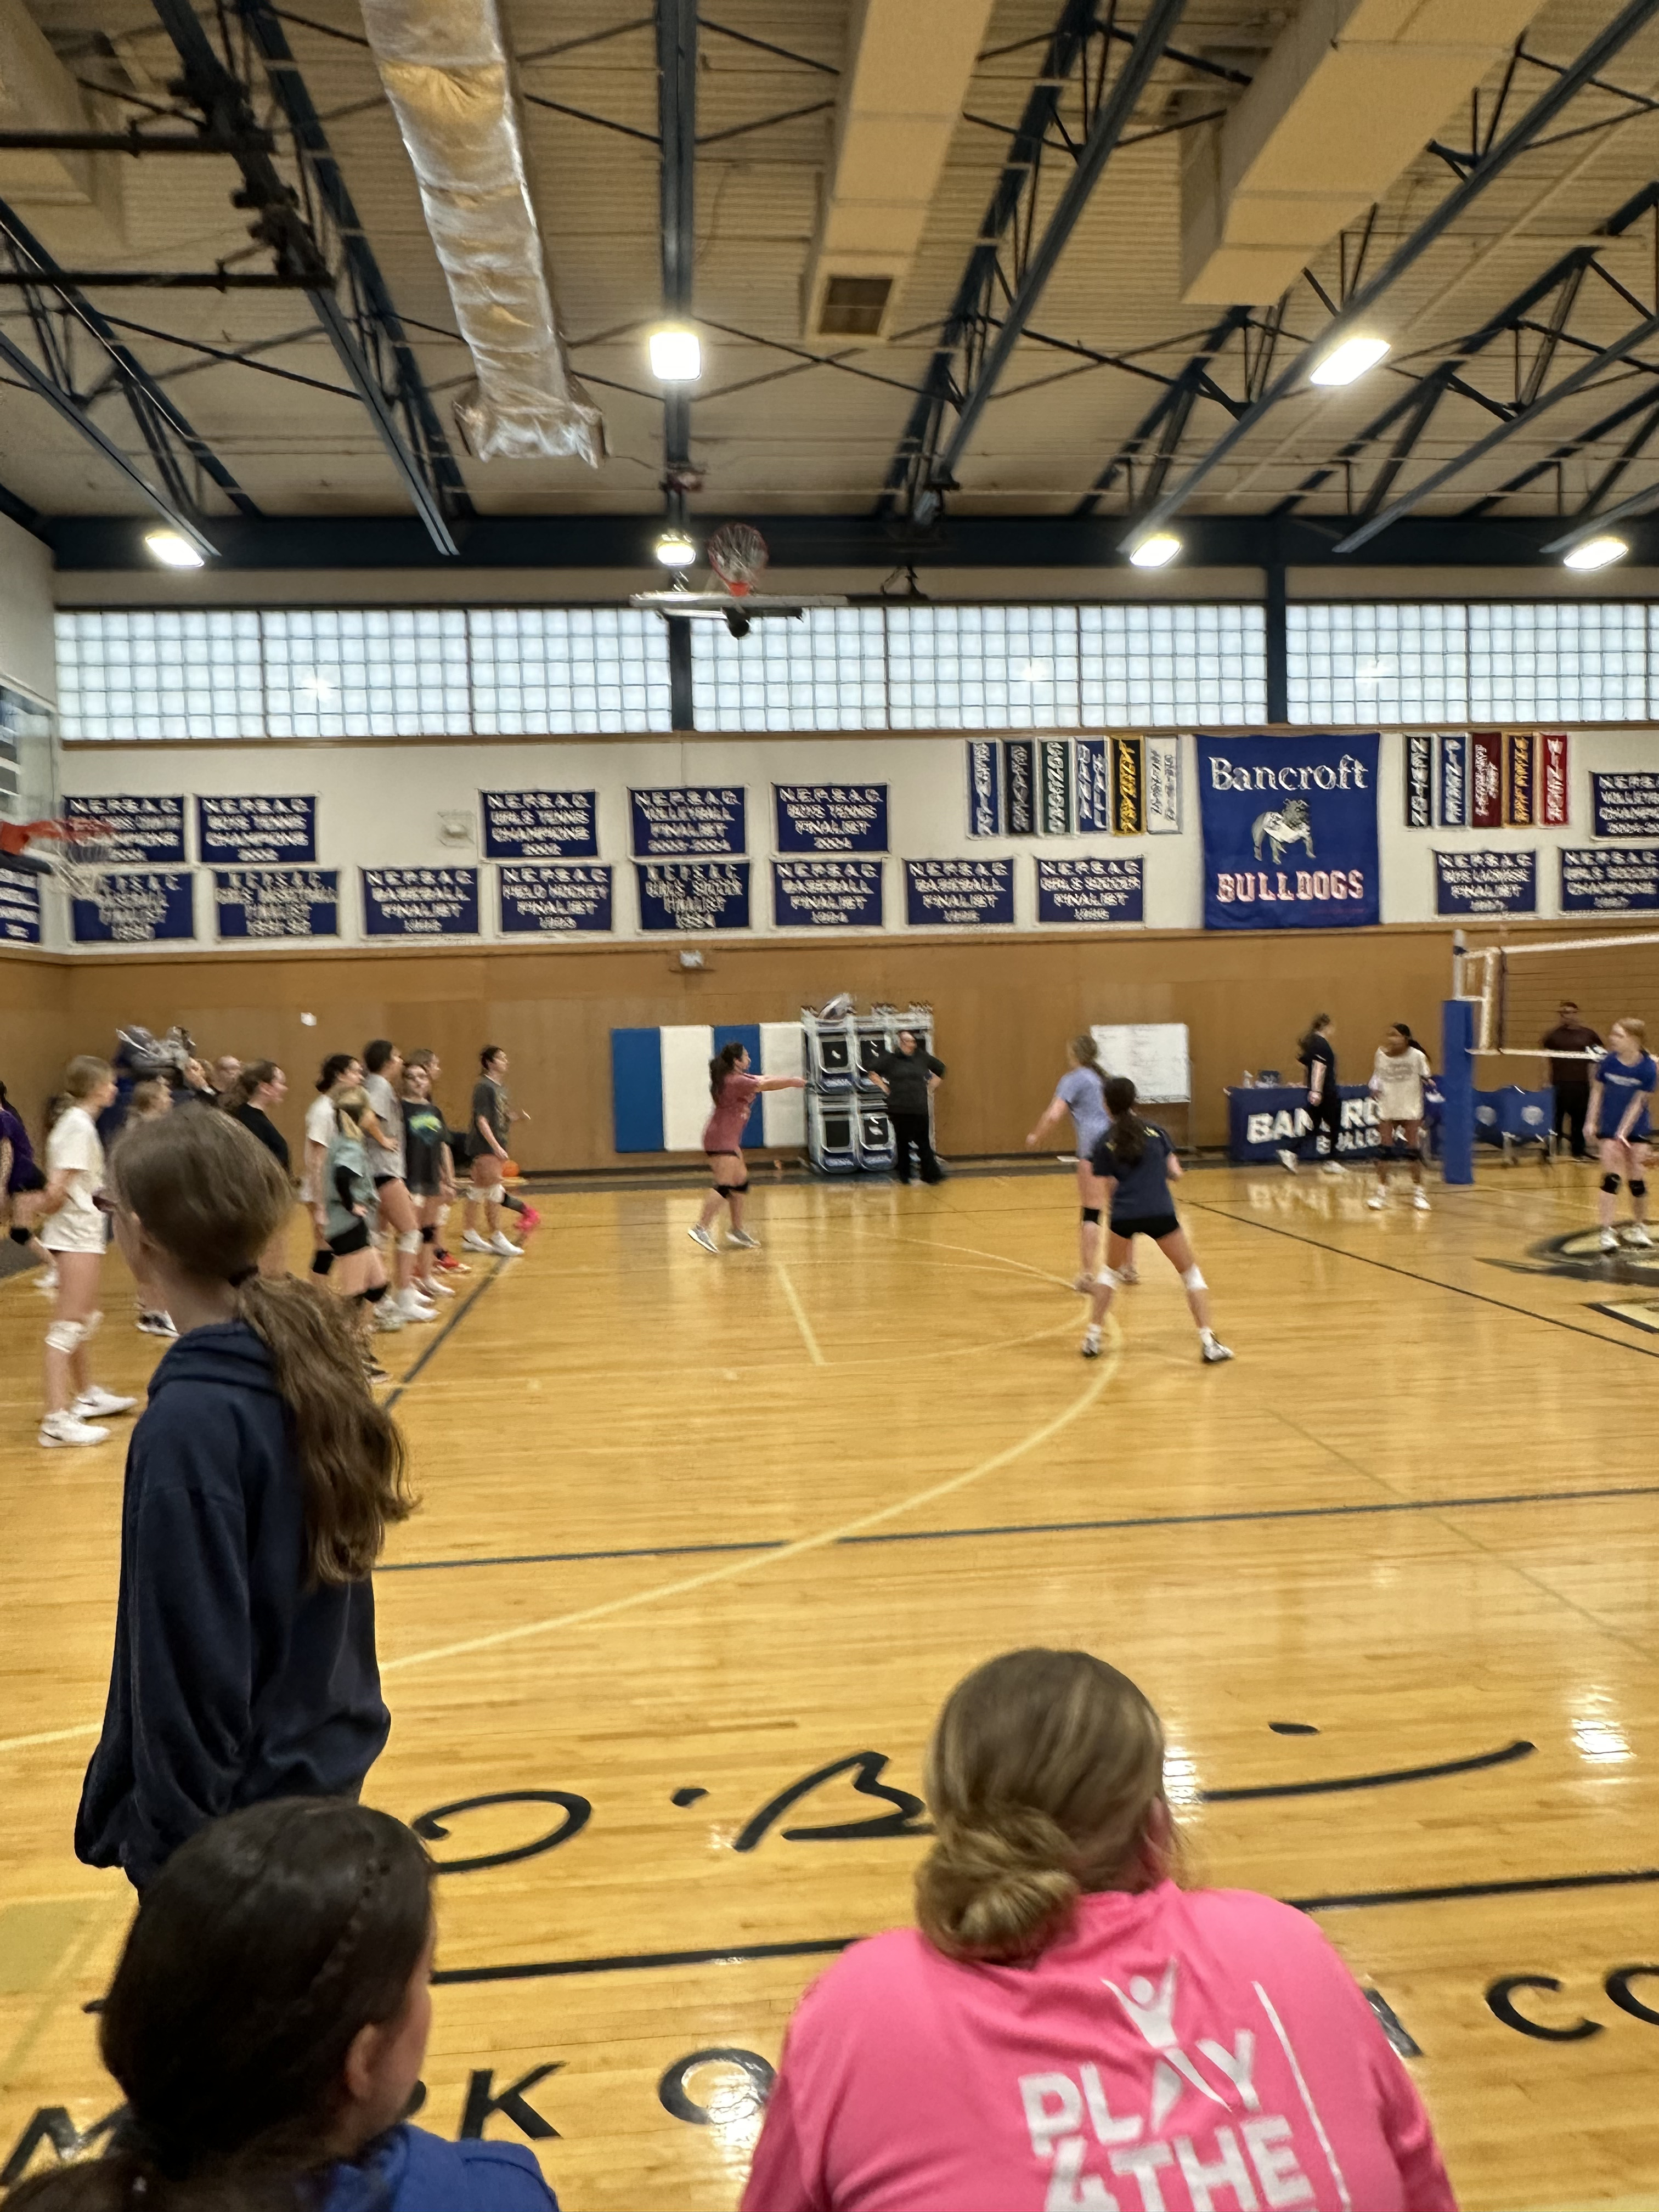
709, 1039, 746, 1099
108, 1112, 414, 1584
1102, 1074, 1148, 1167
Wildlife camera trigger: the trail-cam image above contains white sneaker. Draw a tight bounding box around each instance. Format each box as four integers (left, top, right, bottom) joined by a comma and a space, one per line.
1118, 1264, 1139, 1285
398, 1291, 437, 1322
375, 1300, 407, 1332
1412, 1190, 1431, 1213
1600, 1226, 1620, 1252
1276, 1148, 1299, 1175
1201, 1337, 1235, 1364
689, 1223, 719, 1254
1367, 1192, 1387, 1210
1321, 1160, 1347, 1177
39, 1409, 110, 1448
73, 1386, 137, 1420
461, 1229, 494, 1254
137, 1310, 178, 1338
726, 1229, 760, 1250
1081, 1325, 1102, 1359
489, 1233, 523, 1257
421, 1277, 456, 1297
1624, 1222, 1654, 1250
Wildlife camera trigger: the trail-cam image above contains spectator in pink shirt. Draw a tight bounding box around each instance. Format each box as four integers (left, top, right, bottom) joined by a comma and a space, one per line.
742, 1649, 1457, 2212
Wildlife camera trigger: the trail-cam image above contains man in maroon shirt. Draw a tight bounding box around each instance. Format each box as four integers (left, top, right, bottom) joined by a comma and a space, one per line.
1541, 1000, 1602, 1159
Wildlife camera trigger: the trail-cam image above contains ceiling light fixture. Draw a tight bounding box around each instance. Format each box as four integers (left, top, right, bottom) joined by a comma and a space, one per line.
654, 528, 697, 568
1562, 534, 1629, 571
648, 326, 701, 382
1308, 335, 1391, 387
144, 527, 205, 569
1128, 532, 1182, 569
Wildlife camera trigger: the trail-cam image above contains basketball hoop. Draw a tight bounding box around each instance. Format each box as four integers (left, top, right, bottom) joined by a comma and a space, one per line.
707, 521, 768, 597
1, 817, 117, 906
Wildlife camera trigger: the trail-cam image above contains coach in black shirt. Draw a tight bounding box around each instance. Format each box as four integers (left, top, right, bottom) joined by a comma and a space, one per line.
873, 1029, 946, 1185
1541, 1000, 1602, 1159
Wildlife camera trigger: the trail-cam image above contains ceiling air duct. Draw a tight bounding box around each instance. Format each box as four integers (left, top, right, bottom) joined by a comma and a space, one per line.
357, 0, 605, 463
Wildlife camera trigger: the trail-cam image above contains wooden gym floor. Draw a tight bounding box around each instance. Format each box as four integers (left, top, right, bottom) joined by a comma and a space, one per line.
3, 1156, 1659, 2209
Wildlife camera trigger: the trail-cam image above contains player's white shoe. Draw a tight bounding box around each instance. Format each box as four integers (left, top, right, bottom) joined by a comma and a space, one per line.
689, 1224, 719, 1254
73, 1387, 137, 1420
1276, 1148, 1299, 1175
137, 1310, 178, 1338
726, 1229, 760, 1249
461, 1229, 494, 1254
1367, 1191, 1387, 1210
1321, 1160, 1346, 1178
375, 1300, 406, 1332
1201, 1336, 1234, 1364
422, 1277, 456, 1297
1080, 1324, 1102, 1359
1625, 1222, 1654, 1249
1600, 1226, 1620, 1252
38, 1410, 109, 1448
1118, 1262, 1139, 1285
398, 1290, 437, 1323
1412, 1190, 1431, 1212
489, 1234, 523, 1257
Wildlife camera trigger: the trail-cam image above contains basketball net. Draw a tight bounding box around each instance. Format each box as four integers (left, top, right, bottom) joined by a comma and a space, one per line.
1, 817, 117, 912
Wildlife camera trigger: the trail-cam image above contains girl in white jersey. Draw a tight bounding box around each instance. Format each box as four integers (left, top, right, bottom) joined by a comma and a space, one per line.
37, 1055, 138, 1448
1367, 1023, 1431, 1213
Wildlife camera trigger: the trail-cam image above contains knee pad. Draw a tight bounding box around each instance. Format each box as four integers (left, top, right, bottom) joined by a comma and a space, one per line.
420, 1223, 436, 1244
1602, 1172, 1622, 1194
1632, 1180, 1648, 1199
1098, 1266, 1124, 1289
1182, 1265, 1207, 1292
1081, 1206, 1102, 1226
364, 1282, 389, 1306
9, 1224, 29, 1245
46, 1316, 88, 1353
311, 1249, 335, 1277
396, 1227, 421, 1255
487, 1184, 505, 1205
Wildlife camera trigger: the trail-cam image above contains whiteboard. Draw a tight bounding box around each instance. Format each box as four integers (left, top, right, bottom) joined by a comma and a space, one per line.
1091, 1023, 1191, 1104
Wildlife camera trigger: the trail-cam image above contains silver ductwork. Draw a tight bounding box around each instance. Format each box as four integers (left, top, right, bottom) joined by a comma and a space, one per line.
357, 0, 605, 464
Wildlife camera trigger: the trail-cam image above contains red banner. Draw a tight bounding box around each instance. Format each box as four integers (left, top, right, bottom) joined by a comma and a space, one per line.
1505, 731, 1534, 826
1471, 731, 1503, 828
1539, 732, 1570, 825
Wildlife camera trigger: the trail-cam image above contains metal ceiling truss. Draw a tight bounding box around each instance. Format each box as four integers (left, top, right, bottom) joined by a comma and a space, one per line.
142, 0, 472, 554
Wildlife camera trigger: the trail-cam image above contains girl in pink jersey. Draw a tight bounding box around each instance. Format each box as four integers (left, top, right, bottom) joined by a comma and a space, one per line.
742, 1649, 1456, 2212
690, 1042, 805, 1255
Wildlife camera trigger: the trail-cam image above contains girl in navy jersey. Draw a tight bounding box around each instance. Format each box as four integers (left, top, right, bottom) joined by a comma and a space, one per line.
1587, 1017, 1657, 1252
1082, 1079, 1231, 1364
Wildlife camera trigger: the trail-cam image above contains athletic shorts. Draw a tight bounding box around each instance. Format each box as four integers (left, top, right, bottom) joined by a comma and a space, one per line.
1109, 1212, 1180, 1243
373, 1173, 401, 1192
7, 1163, 45, 1195
328, 1220, 371, 1256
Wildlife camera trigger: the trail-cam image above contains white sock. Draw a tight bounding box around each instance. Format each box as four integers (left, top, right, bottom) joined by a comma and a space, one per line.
1200, 1326, 1216, 1346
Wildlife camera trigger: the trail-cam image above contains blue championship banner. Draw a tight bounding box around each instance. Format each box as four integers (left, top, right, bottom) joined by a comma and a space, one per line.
1592, 771, 1659, 839
1074, 737, 1111, 833
773, 858, 883, 928
905, 857, 1015, 927
362, 866, 478, 938
1197, 733, 1380, 929
215, 867, 338, 940
1003, 739, 1039, 834
67, 792, 186, 864
636, 860, 750, 932
1560, 845, 1659, 913
773, 784, 888, 853
1438, 733, 1469, 827
198, 794, 316, 865
966, 740, 1003, 837
629, 787, 746, 857
1039, 740, 1073, 834
72, 870, 194, 944
0, 870, 41, 944
499, 863, 613, 934
1434, 849, 1537, 916
1036, 855, 1144, 925
482, 789, 599, 860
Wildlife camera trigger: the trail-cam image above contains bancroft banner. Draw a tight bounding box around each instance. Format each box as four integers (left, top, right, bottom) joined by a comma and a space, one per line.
482, 790, 599, 860
1197, 733, 1380, 930
67, 793, 186, 864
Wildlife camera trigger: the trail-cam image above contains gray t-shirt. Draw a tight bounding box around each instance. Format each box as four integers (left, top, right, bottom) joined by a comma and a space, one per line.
362, 1071, 405, 1181
1057, 1064, 1109, 1158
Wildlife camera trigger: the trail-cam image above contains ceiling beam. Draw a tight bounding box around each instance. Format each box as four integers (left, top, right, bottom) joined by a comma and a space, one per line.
1119, 0, 1659, 550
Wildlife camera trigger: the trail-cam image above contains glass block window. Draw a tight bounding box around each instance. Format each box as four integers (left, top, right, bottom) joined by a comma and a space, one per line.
1470, 602, 1647, 721
1080, 603, 1264, 726
887, 604, 1082, 729
693, 607, 887, 730
57, 609, 263, 741
1286, 602, 1469, 724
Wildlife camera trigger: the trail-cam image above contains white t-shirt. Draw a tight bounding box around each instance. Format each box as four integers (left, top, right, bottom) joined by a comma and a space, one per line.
362, 1072, 405, 1182
42, 1104, 106, 1254
302, 1092, 337, 1201
1372, 1045, 1429, 1122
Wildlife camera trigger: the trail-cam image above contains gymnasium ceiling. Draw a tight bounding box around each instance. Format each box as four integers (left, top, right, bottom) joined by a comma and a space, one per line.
7, 0, 1659, 567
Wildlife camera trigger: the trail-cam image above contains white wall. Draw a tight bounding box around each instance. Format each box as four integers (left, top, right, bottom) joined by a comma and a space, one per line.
43, 723, 1659, 954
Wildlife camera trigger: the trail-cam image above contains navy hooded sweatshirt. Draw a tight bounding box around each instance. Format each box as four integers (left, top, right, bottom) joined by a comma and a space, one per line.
76, 1321, 390, 1889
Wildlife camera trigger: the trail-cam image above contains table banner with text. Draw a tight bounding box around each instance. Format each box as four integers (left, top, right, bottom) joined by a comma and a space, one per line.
772, 858, 884, 929
214, 867, 338, 940
499, 863, 613, 934
361, 866, 478, 938
481, 789, 599, 860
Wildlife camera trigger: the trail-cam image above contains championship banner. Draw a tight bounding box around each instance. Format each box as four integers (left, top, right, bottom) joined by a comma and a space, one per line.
1145, 733, 1181, 833
361, 866, 478, 938
1505, 732, 1535, 826
72, 870, 194, 945
1437, 733, 1469, 827
197, 794, 316, 866
1404, 732, 1433, 827
67, 792, 185, 864
499, 863, 613, 934
1074, 738, 1111, 833
966, 740, 1003, 837
482, 790, 598, 860
773, 784, 888, 854
629, 787, 746, 858
1039, 741, 1073, 836
1592, 770, 1659, 839
1560, 846, 1659, 913
772, 858, 883, 929
1434, 850, 1536, 916
214, 867, 338, 940
1539, 733, 1569, 826
905, 858, 1015, 927
1196, 733, 1380, 930
1036, 855, 1143, 925
1110, 735, 1145, 834
1003, 739, 1038, 834
0, 870, 41, 944
1470, 732, 1503, 828
635, 860, 750, 932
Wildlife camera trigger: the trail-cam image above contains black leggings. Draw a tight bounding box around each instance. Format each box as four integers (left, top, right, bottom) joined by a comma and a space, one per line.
1300, 1087, 1343, 1160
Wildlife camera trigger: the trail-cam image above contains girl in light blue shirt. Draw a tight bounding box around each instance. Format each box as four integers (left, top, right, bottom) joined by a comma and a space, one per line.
1026, 1034, 1136, 1289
